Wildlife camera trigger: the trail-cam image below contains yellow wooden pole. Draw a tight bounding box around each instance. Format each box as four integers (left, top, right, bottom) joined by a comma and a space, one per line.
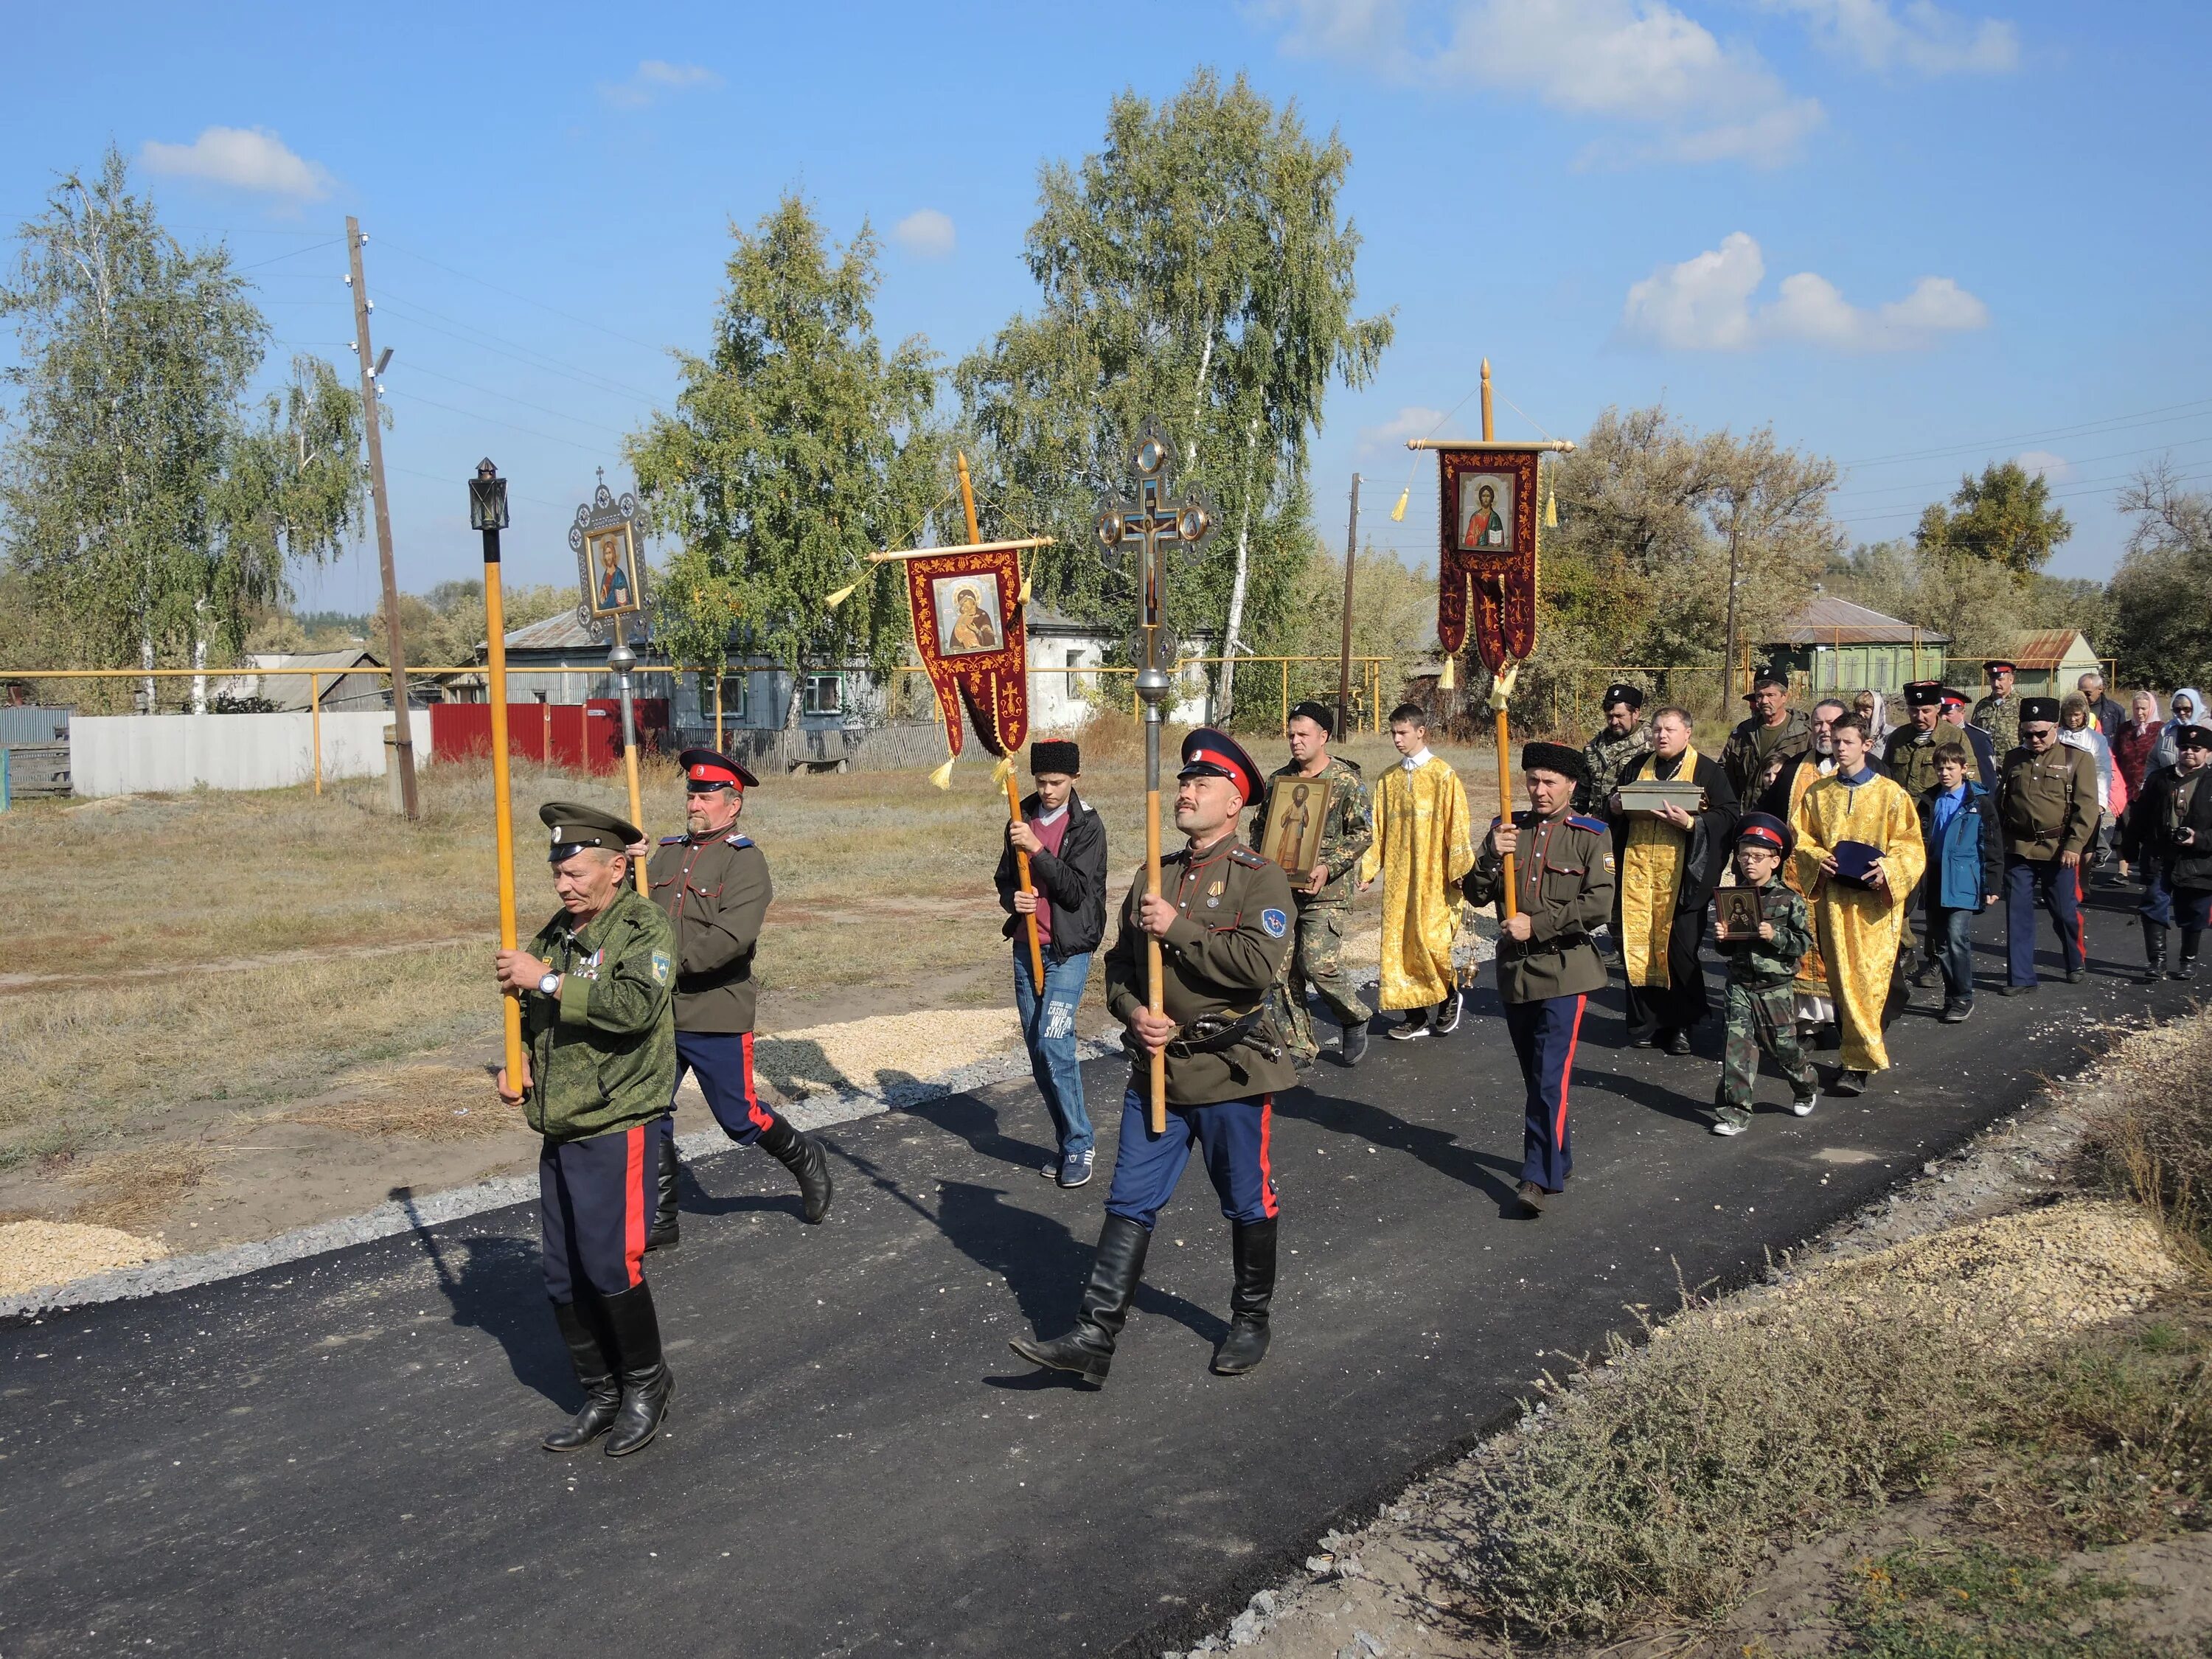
1481, 358, 1519, 921
1280, 658, 1289, 732
714, 671, 724, 752
310, 673, 321, 796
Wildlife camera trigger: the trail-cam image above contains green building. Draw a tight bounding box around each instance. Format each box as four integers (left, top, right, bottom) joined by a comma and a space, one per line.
1762, 597, 1952, 696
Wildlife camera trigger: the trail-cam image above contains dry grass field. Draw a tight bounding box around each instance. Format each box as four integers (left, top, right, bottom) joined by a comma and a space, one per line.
0, 719, 1496, 1249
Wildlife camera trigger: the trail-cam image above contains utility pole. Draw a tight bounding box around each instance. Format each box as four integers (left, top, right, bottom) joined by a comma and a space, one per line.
1336, 473, 1361, 735
347, 216, 419, 820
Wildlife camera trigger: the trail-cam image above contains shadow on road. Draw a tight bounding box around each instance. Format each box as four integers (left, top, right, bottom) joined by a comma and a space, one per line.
1281, 1082, 1524, 1218
392, 1185, 571, 1407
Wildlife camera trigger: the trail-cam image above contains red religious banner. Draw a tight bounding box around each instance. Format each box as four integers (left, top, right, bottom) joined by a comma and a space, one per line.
903, 543, 1029, 758
1433, 445, 1543, 673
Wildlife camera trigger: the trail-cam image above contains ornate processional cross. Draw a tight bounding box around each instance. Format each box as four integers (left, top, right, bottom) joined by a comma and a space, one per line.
1096, 428, 1212, 676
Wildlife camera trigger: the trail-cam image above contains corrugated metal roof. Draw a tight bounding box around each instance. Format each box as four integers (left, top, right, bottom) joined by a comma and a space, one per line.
1768, 596, 1952, 646
2008, 628, 2097, 669
246, 649, 383, 672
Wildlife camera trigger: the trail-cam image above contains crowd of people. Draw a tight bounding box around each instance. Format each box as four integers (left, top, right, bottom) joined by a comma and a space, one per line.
479, 668, 2211, 1443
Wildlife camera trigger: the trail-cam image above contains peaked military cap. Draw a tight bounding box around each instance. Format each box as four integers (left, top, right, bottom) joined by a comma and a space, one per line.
1735, 810, 1792, 855
1029, 739, 1081, 775
540, 800, 643, 861
1748, 664, 1790, 693
2020, 696, 2062, 725
1985, 659, 2017, 677
1178, 727, 1262, 804
1904, 681, 1943, 709
1601, 682, 1645, 711
1287, 699, 1336, 736
679, 747, 759, 792
1521, 740, 1586, 782
1940, 686, 1971, 707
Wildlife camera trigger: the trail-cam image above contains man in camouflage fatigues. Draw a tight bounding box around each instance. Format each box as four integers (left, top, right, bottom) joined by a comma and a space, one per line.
1710, 812, 1820, 1134
1576, 682, 1652, 815
1973, 659, 2022, 758
1266, 701, 1374, 1067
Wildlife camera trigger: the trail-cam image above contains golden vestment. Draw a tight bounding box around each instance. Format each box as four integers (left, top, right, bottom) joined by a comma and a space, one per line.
1779, 757, 1834, 1001
1790, 770, 1926, 1073
1620, 742, 1705, 990
1357, 756, 1474, 1009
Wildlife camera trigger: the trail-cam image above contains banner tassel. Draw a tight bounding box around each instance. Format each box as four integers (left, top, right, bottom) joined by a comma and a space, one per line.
990, 754, 1015, 787
1544, 487, 1557, 529
1438, 653, 1456, 693
1390, 487, 1409, 523
823, 580, 859, 611
928, 754, 956, 790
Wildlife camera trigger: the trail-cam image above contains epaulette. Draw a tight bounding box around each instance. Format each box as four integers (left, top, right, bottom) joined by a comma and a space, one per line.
1338, 756, 1362, 773
658, 833, 686, 844
725, 832, 754, 848
1567, 813, 1609, 835
1161, 846, 1189, 866
1228, 846, 1270, 869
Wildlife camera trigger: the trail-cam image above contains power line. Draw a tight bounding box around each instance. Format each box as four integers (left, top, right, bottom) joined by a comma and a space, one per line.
378, 386, 616, 459
1840, 397, 2212, 468
371, 285, 664, 403
375, 237, 669, 354
1830, 430, 2212, 504
395, 361, 636, 438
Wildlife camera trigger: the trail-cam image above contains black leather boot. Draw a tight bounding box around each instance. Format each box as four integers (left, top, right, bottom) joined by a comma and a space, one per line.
1211, 1218, 1278, 1377
2177, 931, 2202, 982
598, 1281, 675, 1457
645, 1127, 681, 1252
759, 1114, 833, 1223
542, 1298, 622, 1453
2141, 919, 2168, 985
1008, 1214, 1149, 1385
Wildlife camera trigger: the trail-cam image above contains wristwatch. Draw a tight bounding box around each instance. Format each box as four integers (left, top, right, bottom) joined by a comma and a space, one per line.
537, 972, 561, 996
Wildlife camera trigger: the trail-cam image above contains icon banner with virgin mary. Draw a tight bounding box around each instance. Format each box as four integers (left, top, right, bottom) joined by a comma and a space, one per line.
904, 542, 1029, 758
1434, 446, 1543, 672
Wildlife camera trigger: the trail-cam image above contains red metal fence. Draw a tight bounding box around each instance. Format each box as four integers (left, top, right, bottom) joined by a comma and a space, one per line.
431, 700, 669, 775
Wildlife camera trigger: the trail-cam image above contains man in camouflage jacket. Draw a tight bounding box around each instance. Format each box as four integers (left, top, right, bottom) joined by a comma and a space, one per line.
1576, 682, 1652, 815
1265, 701, 1374, 1067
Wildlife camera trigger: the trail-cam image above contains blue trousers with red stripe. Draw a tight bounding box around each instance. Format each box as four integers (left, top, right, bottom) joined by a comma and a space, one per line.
1503, 993, 1582, 1193
540, 1121, 658, 1303
664, 1029, 777, 1150
2003, 855, 2084, 987
1105, 1088, 1279, 1232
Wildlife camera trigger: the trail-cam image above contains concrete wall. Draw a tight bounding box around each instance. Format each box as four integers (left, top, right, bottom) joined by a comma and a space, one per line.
69, 710, 432, 799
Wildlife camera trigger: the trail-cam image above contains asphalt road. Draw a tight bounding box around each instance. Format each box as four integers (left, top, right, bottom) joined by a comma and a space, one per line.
1, 886, 2193, 1659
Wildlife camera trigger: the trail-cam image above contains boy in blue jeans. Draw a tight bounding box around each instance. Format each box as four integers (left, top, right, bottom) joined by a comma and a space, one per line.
1916, 742, 2003, 1023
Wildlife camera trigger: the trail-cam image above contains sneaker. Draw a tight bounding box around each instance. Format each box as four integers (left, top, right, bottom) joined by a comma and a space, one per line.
1911, 961, 1942, 989
1710, 1117, 1750, 1136
1388, 1015, 1431, 1042
1038, 1158, 1061, 1181
1940, 1000, 1972, 1024
1433, 989, 1464, 1035
1057, 1147, 1095, 1189
1790, 1093, 1819, 1117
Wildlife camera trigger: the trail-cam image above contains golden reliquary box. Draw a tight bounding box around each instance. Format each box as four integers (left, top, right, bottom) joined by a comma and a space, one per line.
1615, 779, 1708, 817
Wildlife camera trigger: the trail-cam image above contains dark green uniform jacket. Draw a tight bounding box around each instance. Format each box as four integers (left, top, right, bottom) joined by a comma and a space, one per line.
1721, 708, 1813, 803
1104, 832, 1297, 1105
1265, 754, 1373, 908
520, 885, 678, 1143
1714, 877, 1815, 988
1996, 743, 2101, 861
645, 827, 772, 1033
1882, 722, 1950, 799
1461, 806, 1615, 1004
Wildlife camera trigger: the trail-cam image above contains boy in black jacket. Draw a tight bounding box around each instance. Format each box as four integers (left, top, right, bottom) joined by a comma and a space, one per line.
996, 740, 1110, 1186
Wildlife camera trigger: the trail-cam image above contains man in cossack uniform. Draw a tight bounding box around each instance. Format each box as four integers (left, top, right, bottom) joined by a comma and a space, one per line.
1009, 729, 1295, 1385
637, 749, 831, 1246
1463, 742, 1615, 1216
1995, 697, 2100, 993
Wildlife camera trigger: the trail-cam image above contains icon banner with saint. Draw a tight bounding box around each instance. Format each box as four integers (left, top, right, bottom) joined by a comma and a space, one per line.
905, 543, 1029, 758
1259, 773, 1335, 883
1433, 446, 1544, 672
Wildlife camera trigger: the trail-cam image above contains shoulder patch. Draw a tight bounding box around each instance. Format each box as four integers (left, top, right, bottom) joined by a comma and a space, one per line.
1260, 907, 1288, 938
658, 834, 686, 845
725, 833, 754, 848
1229, 846, 1270, 868
1602, 849, 1616, 874
650, 949, 672, 986
1568, 813, 1609, 835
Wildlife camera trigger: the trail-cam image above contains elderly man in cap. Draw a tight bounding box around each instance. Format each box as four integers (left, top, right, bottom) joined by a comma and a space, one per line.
1939, 686, 1999, 790
1577, 682, 1652, 816
1974, 660, 2023, 757
2122, 721, 2212, 982
635, 748, 830, 1245
1009, 728, 1295, 1385
1463, 741, 1614, 1214
495, 801, 679, 1456
1722, 665, 1812, 804
996, 738, 1109, 1186
1995, 697, 2101, 993
1267, 700, 1374, 1068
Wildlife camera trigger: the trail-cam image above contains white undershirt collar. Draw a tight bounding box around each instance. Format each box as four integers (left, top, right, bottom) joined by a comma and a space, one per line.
1402, 746, 1433, 771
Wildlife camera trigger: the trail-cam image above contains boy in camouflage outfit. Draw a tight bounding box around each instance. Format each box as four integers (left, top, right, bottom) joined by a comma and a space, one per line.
1709, 811, 1819, 1135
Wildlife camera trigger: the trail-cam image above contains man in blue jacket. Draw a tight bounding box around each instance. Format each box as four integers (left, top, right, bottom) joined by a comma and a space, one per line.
1916, 742, 2003, 1023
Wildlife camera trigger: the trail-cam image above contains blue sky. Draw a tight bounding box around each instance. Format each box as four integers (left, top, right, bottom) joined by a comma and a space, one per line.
5, 0, 2206, 621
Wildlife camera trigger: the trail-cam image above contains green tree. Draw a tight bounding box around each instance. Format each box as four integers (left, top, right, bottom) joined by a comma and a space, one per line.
0, 149, 365, 709
626, 194, 942, 728
2107, 462, 2212, 688
1914, 460, 2072, 577
957, 69, 1394, 718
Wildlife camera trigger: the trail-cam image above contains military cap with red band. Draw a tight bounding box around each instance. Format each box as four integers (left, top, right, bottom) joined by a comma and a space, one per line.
1177, 726, 1263, 804
678, 746, 759, 793
1733, 810, 1792, 854
1939, 686, 1971, 707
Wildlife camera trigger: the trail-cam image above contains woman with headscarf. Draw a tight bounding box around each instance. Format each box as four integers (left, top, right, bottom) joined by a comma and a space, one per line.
2060, 693, 2117, 874
2114, 690, 2164, 879
1855, 689, 1893, 754
2152, 688, 2204, 774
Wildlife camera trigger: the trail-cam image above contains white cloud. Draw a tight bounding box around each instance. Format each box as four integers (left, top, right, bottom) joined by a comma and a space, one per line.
890, 209, 956, 259
140, 127, 333, 201
598, 60, 723, 110
2014, 450, 2071, 481
1620, 232, 1989, 350
1763, 0, 2020, 74
1357, 406, 1448, 455
1255, 0, 1824, 167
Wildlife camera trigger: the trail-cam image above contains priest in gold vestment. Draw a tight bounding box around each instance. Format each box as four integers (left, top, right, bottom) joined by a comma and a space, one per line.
1762, 697, 1848, 1035
1788, 712, 1925, 1094
1358, 703, 1475, 1039
1610, 706, 1738, 1054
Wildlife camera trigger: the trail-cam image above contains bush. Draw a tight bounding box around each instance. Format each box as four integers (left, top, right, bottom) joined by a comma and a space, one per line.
2083, 1012, 2212, 1262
